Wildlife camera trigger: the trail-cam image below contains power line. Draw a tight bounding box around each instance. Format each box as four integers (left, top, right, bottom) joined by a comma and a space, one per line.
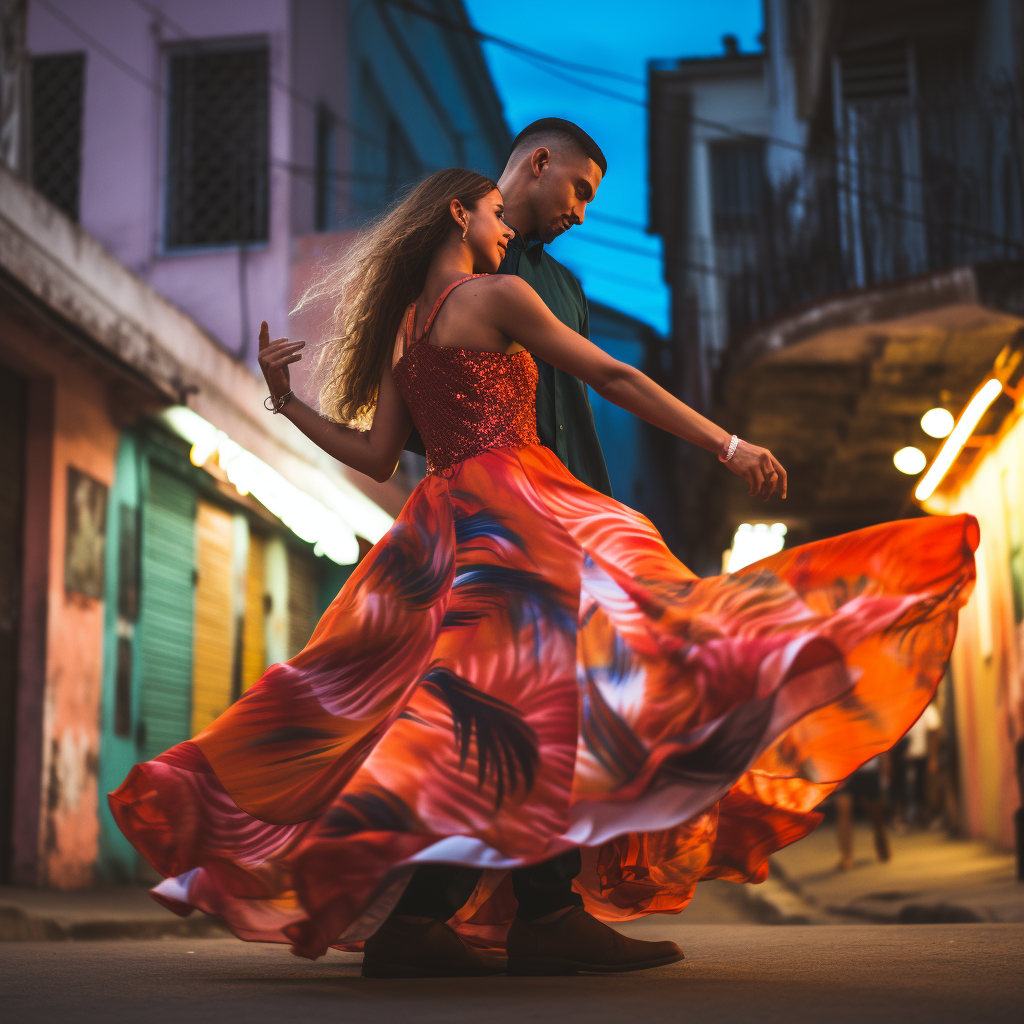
566, 264, 667, 293
393, 0, 1022, 253
38, 0, 164, 96
379, 0, 646, 87
123, 0, 389, 152
590, 210, 650, 233
507, 44, 1023, 253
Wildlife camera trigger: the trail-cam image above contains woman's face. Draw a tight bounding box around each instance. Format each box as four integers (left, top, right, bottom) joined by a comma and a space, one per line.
465, 189, 514, 273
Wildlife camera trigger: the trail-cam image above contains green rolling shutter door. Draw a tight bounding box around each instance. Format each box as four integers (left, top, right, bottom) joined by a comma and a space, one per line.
138, 465, 196, 762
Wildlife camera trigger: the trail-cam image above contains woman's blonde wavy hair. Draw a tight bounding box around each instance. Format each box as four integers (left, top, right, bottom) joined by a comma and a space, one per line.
295, 167, 498, 427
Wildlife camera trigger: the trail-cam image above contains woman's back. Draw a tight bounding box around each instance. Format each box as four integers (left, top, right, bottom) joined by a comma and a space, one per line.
392, 275, 539, 476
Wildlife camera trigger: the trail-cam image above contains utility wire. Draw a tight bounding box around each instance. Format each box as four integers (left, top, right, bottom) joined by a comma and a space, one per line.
123, 0, 389, 151
38, 1, 1015, 276
502, 43, 1023, 253
380, 0, 646, 87
394, 0, 1022, 237
590, 210, 650, 232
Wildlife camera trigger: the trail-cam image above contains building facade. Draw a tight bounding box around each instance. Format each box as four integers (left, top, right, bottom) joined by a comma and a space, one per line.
1, 0, 510, 887
647, 0, 1024, 848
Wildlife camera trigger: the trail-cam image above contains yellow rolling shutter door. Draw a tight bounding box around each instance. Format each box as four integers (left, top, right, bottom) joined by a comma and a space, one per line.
241, 532, 266, 692
192, 501, 312, 727
287, 548, 318, 658
191, 501, 235, 735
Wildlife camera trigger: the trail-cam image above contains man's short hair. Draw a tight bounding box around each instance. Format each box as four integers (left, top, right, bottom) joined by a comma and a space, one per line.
509, 118, 607, 176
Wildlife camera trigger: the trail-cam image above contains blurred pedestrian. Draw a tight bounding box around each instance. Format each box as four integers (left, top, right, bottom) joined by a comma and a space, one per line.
904, 701, 941, 826
836, 752, 892, 870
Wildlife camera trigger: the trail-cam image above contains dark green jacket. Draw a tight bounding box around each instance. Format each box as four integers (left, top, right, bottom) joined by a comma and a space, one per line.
404, 232, 613, 497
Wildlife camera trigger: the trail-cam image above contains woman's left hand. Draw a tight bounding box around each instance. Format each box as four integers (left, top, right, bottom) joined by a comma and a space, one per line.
725, 439, 788, 500
258, 321, 305, 401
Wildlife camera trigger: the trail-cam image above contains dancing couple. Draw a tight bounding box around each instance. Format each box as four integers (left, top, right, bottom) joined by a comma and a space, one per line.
110, 119, 977, 977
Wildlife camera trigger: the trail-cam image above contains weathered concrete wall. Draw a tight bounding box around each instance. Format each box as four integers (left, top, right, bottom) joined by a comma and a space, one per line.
27, 0, 293, 372
1, 307, 118, 887
0, 163, 391, 545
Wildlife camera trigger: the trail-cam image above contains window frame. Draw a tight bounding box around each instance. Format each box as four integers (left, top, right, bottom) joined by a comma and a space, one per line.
158, 34, 271, 255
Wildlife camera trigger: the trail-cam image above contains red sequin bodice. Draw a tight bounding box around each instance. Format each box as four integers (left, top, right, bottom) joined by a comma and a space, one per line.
392, 275, 539, 476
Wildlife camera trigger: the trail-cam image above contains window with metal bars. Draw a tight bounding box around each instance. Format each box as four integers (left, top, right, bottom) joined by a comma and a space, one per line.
710, 141, 764, 231
164, 41, 269, 249
31, 52, 85, 222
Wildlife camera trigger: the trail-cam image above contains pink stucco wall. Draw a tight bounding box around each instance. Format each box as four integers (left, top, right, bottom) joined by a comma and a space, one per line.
28, 0, 293, 373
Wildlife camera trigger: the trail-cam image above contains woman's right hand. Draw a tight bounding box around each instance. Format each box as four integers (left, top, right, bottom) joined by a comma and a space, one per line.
725, 439, 788, 500
258, 321, 305, 400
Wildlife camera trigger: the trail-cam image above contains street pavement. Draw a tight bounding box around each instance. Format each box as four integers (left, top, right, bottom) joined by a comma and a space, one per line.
3, 922, 1021, 1024
770, 823, 1024, 923
3, 826, 1021, 1022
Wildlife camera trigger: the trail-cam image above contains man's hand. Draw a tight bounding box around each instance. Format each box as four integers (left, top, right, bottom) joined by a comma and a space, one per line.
725, 439, 788, 501
257, 321, 305, 400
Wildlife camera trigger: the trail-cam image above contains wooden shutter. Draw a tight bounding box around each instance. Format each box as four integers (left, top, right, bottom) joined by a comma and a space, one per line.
138, 466, 195, 762
240, 531, 266, 691
191, 501, 234, 734
286, 548, 317, 658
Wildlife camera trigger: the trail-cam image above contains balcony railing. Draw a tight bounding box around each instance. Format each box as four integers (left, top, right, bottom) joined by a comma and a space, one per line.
718, 79, 1024, 347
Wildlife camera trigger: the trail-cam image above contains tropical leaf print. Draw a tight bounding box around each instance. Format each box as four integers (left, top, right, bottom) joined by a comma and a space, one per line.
422, 666, 539, 809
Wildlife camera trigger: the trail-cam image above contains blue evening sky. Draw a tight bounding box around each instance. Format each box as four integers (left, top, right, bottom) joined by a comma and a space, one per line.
464, 0, 764, 334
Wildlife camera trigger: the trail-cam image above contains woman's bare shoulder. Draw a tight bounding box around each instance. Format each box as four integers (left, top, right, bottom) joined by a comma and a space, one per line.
457, 273, 538, 308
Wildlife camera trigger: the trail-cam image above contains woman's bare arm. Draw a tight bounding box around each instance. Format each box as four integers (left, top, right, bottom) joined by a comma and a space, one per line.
258, 322, 412, 482
485, 277, 787, 500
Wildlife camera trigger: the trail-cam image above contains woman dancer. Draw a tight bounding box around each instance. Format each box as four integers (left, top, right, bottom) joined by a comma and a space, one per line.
110, 168, 976, 978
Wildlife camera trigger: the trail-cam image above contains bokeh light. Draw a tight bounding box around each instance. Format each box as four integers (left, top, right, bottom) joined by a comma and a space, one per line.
894, 446, 927, 475
921, 408, 955, 438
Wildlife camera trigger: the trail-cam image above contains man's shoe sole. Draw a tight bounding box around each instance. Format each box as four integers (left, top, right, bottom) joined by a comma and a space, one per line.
506, 950, 684, 976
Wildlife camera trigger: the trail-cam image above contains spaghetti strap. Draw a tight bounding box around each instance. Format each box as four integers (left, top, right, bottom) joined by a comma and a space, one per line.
415, 273, 488, 347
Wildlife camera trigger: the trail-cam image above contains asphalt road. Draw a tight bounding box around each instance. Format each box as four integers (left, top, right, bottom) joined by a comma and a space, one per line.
3, 920, 1021, 1024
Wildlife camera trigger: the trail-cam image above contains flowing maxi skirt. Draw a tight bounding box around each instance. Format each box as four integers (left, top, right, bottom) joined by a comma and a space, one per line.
109, 444, 977, 958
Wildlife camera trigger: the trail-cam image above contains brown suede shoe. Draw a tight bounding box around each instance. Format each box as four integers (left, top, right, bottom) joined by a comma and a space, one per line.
506, 906, 684, 975
361, 917, 506, 978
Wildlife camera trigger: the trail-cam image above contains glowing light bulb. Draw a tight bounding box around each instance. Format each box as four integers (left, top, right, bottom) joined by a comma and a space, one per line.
894, 446, 927, 475
916, 379, 1003, 501
921, 408, 955, 438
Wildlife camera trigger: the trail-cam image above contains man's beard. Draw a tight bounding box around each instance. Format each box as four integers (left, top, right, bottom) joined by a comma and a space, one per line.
540, 220, 568, 244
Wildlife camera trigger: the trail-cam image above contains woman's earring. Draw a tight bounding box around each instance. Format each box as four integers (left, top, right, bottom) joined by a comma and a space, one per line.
461, 224, 468, 241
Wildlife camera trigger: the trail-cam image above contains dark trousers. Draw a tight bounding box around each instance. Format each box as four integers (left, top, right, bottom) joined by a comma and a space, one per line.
394, 849, 583, 922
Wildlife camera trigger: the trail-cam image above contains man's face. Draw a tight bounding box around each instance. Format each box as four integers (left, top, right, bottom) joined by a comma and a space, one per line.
530, 147, 603, 244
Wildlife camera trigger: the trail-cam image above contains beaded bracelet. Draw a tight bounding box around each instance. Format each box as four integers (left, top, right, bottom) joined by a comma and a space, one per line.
264, 390, 293, 414
720, 434, 739, 463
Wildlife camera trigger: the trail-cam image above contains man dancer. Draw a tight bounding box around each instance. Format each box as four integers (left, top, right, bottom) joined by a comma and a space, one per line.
368, 121, 682, 978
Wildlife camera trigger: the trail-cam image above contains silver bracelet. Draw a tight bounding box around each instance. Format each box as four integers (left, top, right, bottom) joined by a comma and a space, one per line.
720, 434, 739, 463
264, 390, 293, 414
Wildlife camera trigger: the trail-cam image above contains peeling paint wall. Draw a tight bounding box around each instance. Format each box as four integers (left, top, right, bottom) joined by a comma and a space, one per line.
3, 314, 118, 887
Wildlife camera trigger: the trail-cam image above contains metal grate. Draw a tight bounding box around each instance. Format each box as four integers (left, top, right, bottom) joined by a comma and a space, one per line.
711, 142, 764, 228
31, 52, 85, 221
164, 43, 269, 248
839, 41, 911, 104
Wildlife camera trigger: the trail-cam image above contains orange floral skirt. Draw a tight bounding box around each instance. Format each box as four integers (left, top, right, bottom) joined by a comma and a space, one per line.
109, 444, 976, 959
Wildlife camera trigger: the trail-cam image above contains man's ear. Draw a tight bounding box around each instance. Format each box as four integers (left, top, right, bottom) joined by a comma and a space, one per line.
530, 146, 551, 178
